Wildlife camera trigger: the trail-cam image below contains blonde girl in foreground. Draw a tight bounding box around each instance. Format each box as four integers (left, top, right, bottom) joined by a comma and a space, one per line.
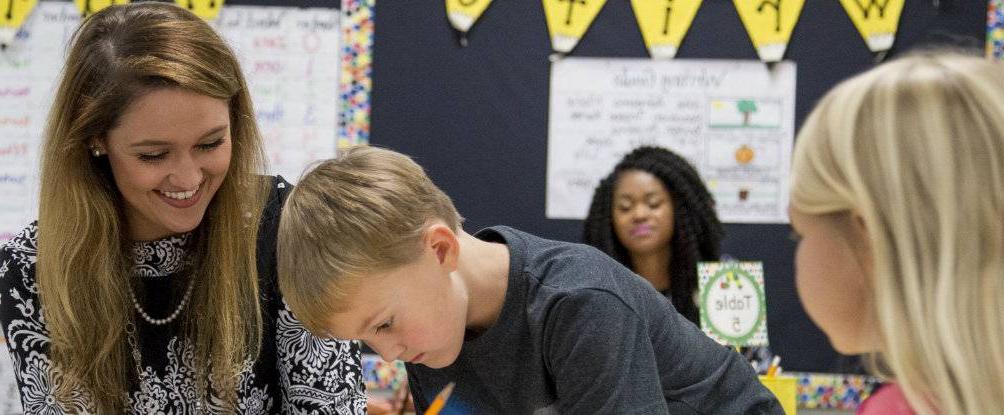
789, 51, 1004, 414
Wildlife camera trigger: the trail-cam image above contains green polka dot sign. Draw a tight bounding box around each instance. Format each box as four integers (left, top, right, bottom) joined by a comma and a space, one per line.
698, 261, 769, 346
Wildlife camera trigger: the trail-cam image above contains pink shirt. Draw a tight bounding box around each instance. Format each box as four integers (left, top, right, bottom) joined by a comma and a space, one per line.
857, 384, 915, 415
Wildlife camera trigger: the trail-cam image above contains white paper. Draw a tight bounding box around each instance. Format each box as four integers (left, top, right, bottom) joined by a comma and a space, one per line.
546, 57, 795, 223
211, 5, 341, 183
0, 2, 76, 242
0, 3, 342, 243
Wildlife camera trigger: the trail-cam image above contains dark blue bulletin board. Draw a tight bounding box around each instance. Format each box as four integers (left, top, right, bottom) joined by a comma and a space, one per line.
369, 0, 985, 372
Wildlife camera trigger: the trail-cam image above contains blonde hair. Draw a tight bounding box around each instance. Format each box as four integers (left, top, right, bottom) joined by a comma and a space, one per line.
791, 51, 1004, 414
277, 146, 462, 335
37, 3, 268, 410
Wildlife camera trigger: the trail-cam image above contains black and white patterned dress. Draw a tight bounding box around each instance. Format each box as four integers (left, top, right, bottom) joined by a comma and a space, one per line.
0, 176, 366, 414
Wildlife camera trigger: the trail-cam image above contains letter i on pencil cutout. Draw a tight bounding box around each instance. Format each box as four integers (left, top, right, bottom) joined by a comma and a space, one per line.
424, 382, 455, 415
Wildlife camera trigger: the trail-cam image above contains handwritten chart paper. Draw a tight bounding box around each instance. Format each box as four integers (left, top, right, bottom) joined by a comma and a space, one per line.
0, 3, 341, 242
546, 57, 795, 223
0, 2, 76, 242
212, 5, 341, 182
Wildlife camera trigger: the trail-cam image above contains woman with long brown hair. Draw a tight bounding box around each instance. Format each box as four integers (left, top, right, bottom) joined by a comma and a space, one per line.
0, 3, 364, 413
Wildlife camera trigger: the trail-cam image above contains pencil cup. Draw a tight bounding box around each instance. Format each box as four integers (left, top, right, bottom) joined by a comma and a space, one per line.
759, 375, 796, 414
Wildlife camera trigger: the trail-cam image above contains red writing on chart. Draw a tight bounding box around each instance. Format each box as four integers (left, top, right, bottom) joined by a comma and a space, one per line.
0, 87, 30, 97
0, 117, 30, 127
253, 60, 283, 74
302, 32, 321, 53
253, 35, 288, 50
0, 143, 29, 157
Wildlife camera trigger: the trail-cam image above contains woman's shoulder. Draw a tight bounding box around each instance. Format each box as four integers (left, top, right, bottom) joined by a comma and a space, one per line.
264, 174, 292, 195
1, 221, 38, 272
259, 175, 293, 222
1, 222, 41, 327
255, 176, 291, 290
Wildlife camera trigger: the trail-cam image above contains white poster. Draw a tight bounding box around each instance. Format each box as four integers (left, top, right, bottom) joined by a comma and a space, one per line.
546, 57, 795, 223
0, 2, 75, 242
0, 3, 341, 242
212, 5, 341, 182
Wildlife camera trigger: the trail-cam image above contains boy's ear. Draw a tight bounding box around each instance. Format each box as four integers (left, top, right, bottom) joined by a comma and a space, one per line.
426, 223, 459, 272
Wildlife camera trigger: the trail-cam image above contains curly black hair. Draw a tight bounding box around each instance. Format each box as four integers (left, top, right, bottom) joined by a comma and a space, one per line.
583, 146, 724, 324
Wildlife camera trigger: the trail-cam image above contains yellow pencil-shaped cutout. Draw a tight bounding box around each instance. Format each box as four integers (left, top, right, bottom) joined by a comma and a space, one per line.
423, 382, 456, 415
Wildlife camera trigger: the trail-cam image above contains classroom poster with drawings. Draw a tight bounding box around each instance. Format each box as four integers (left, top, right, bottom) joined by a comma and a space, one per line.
0, 2, 342, 243
546, 57, 796, 223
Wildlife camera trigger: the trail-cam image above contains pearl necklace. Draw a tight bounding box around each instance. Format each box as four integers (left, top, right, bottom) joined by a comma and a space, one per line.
129, 276, 196, 325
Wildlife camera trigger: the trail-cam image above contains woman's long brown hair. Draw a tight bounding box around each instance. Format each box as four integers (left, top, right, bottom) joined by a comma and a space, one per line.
37, 3, 267, 411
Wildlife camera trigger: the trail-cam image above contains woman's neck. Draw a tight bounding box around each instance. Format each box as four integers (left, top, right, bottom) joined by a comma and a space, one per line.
631, 251, 672, 292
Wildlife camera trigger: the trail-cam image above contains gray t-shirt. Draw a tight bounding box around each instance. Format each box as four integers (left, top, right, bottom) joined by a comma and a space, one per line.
406, 226, 781, 414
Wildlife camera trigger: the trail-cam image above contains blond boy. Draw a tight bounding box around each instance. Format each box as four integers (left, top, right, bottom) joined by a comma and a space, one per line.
277, 146, 781, 413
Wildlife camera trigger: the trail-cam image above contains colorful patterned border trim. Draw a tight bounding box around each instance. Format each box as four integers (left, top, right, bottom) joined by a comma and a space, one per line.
361, 354, 407, 394
990, 0, 1004, 60
339, 0, 374, 147
791, 372, 883, 410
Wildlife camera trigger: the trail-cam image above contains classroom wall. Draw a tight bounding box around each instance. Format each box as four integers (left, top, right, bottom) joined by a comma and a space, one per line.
369, 0, 986, 372
231, 0, 332, 7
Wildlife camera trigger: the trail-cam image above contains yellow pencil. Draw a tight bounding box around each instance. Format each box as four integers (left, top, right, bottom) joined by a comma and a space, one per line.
766, 355, 781, 377
423, 382, 456, 415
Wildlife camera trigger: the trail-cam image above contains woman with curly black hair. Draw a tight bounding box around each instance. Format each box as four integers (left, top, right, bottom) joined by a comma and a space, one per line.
583, 146, 723, 324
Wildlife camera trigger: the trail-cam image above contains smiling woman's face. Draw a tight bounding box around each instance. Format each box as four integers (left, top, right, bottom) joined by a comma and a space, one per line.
100, 88, 232, 241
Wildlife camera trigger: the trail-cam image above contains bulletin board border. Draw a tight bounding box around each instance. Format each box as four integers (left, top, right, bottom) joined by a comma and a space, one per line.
338, 0, 374, 147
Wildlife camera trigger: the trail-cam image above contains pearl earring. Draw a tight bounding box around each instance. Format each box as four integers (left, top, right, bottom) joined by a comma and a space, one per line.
91, 147, 102, 157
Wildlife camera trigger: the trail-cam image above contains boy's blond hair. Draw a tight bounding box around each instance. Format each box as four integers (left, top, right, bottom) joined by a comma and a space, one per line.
278, 146, 463, 335
791, 51, 1004, 415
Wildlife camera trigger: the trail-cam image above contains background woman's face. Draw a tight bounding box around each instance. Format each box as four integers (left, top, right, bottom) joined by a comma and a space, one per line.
102, 88, 233, 241
612, 170, 675, 258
